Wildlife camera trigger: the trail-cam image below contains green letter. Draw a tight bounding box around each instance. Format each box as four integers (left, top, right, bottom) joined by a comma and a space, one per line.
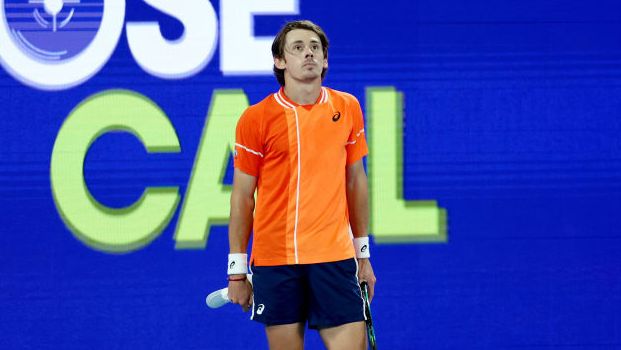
367, 87, 447, 243
50, 90, 181, 253
174, 90, 249, 248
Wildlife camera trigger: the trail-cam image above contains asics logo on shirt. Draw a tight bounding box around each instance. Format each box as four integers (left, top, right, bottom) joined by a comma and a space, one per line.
332, 112, 341, 122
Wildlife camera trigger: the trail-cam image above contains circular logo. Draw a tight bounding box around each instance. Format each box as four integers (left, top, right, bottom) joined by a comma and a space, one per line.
0, 0, 125, 90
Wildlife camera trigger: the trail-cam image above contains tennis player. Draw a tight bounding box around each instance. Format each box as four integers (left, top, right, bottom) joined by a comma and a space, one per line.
226, 20, 376, 350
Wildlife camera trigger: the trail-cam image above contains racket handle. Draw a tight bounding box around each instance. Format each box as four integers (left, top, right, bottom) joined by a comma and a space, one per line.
206, 288, 230, 309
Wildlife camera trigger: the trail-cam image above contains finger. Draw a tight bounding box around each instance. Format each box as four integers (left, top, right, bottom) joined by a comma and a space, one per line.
357, 261, 366, 281
368, 280, 375, 303
358, 269, 367, 283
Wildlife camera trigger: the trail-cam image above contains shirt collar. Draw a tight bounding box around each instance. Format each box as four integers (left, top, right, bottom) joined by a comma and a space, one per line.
273, 87, 329, 109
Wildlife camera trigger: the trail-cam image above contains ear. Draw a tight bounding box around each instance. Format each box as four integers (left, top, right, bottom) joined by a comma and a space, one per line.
274, 57, 286, 70
323, 57, 328, 69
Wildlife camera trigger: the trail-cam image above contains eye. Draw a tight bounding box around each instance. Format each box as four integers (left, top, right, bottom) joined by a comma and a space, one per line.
293, 44, 303, 51
311, 44, 319, 51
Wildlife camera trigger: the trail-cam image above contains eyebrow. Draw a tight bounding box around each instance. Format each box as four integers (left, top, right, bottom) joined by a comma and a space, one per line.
289, 39, 321, 45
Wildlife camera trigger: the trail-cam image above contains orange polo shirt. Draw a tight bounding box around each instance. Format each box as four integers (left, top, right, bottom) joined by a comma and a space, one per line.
234, 87, 368, 266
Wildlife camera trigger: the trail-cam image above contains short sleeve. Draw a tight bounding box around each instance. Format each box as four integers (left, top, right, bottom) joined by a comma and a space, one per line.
234, 108, 263, 177
346, 96, 368, 165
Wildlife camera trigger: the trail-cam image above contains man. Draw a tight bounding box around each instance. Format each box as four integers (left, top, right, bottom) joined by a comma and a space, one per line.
226, 20, 376, 350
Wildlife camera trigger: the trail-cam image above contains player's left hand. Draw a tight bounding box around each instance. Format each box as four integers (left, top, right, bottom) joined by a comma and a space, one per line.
357, 258, 376, 302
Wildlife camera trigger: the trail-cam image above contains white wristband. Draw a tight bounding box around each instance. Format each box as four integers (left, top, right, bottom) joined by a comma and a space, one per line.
353, 237, 370, 259
227, 253, 248, 275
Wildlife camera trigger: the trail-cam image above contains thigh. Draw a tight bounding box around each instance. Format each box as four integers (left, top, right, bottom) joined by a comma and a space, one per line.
319, 321, 366, 350
251, 264, 308, 326
306, 258, 366, 330
265, 322, 305, 350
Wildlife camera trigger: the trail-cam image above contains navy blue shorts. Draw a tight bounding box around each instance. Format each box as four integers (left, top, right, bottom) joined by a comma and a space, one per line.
250, 258, 366, 329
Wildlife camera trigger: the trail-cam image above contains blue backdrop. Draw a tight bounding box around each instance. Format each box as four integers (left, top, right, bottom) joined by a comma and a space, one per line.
1, 0, 620, 349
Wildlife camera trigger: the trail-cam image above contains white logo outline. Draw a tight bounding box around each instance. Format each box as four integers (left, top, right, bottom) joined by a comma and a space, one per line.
0, 0, 125, 90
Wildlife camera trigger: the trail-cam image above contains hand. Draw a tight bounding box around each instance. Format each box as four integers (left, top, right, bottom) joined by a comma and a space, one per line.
227, 276, 253, 312
357, 258, 376, 303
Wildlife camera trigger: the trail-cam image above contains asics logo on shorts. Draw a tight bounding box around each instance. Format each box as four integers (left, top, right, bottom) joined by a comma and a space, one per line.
257, 304, 265, 315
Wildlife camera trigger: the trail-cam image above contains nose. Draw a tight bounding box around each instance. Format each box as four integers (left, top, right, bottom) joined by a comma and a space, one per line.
304, 46, 314, 58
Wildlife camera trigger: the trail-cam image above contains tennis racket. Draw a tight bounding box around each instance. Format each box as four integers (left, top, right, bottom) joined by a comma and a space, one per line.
205, 274, 253, 309
361, 281, 377, 350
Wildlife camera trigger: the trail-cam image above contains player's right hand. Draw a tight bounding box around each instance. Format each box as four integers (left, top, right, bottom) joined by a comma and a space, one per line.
227, 276, 253, 312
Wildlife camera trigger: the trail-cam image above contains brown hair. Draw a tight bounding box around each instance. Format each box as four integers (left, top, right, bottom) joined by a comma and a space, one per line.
271, 20, 329, 86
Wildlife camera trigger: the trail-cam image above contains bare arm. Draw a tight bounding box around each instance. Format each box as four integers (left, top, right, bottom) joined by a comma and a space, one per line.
229, 168, 257, 254
346, 160, 377, 301
227, 168, 257, 311
346, 160, 369, 239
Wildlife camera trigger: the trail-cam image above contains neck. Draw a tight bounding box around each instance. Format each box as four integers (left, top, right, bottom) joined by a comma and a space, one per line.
282, 78, 322, 105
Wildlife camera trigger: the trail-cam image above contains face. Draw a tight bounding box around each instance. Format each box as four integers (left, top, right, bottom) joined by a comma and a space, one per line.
274, 29, 328, 84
